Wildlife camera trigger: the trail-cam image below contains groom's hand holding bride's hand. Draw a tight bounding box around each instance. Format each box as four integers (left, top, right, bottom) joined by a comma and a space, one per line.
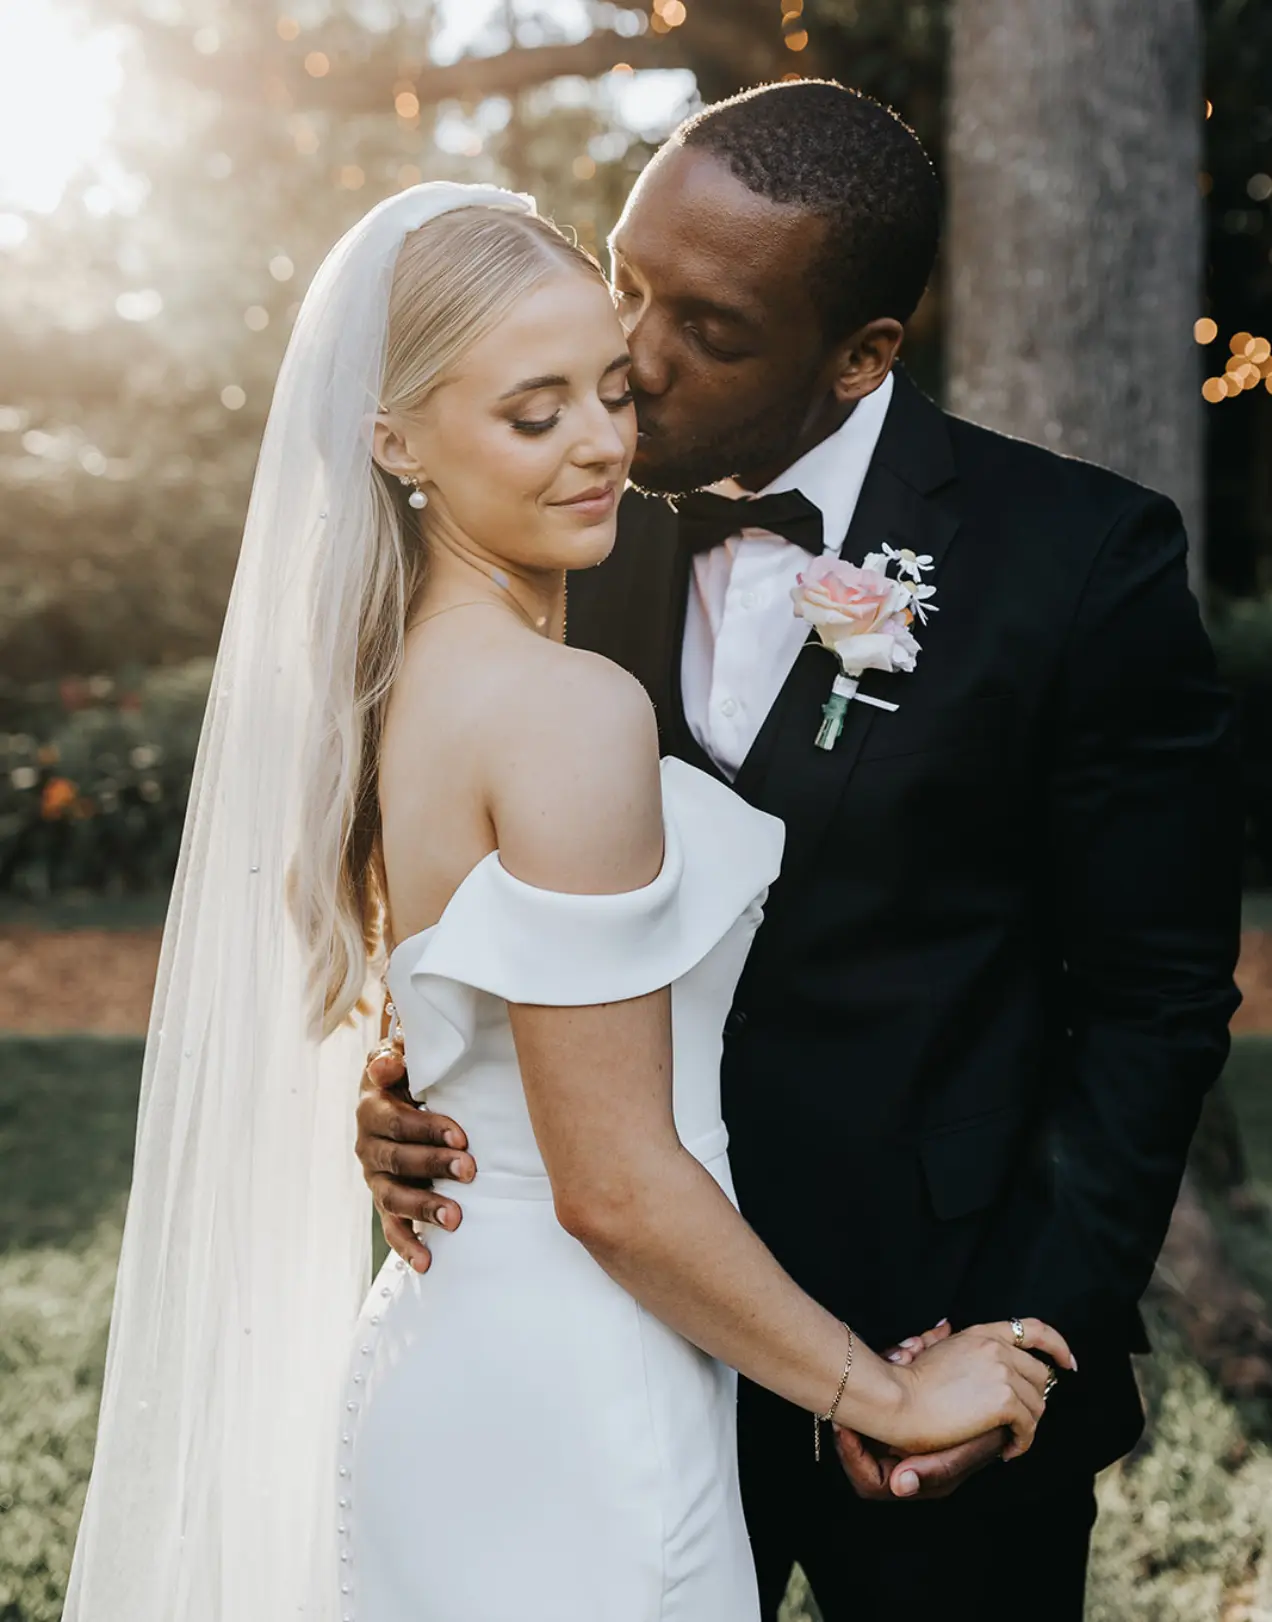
835, 1319, 1006, 1502
356, 1047, 476, 1274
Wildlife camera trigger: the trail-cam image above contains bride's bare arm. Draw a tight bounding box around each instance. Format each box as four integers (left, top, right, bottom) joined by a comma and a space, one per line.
495, 652, 1073, 1459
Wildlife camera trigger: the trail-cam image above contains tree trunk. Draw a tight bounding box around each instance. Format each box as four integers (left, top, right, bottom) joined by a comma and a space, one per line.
946, 0, 1272, 1392
946, 0, 1205, 585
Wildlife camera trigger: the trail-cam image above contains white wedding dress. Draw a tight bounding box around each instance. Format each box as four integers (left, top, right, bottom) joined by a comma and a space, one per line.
341, 757, 784, 1621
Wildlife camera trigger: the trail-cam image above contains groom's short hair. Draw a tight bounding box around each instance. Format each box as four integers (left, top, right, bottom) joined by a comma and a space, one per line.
670, 80, 940, 343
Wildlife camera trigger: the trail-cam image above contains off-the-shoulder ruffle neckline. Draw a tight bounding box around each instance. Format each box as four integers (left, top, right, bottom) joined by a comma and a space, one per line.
384, 756, 707, 974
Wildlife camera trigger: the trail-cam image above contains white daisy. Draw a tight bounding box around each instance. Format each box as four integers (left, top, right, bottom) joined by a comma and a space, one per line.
882, 543, 934, 581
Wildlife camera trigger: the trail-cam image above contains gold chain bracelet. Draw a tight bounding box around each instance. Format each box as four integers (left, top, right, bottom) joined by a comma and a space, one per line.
813, 1323, 854, 1463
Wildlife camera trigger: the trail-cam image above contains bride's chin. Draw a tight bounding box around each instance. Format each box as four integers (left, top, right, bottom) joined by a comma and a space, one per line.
553, 520, 621, 573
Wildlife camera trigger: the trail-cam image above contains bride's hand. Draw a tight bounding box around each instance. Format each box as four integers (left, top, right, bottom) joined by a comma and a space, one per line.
876, 1317, 1074, 1461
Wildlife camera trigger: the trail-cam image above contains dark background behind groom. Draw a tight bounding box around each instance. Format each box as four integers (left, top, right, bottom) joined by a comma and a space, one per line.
2, 4, 1272, 1621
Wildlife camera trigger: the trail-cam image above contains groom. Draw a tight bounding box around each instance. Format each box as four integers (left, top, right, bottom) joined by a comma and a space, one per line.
355, 82, 1241, 1617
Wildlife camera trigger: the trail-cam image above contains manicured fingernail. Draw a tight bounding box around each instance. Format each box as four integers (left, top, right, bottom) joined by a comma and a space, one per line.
1070, 1355, 1079, 1372
937, 1318, 949, 1327
901, 1338, 922, 1352
445, 1131, 462, 1149
895, 1471, 919, 1496
886, 1350, 905, 1363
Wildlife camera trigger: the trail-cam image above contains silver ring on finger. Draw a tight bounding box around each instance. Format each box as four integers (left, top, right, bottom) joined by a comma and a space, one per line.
1010, 1316, 1026, 1350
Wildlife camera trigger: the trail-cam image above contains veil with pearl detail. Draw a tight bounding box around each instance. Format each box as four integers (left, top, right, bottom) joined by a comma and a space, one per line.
63, 182, 537, 1622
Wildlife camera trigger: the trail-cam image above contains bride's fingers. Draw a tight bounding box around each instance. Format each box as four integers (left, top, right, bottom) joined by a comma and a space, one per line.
886, 1317, 952, 1365
1001, 1344, 1058, 1396
978, 1318, 1076, 1372
999, 1372, 1045, 1460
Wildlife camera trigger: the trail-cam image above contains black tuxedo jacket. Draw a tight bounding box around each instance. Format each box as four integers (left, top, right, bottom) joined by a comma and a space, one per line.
567, 368, 1243, 1475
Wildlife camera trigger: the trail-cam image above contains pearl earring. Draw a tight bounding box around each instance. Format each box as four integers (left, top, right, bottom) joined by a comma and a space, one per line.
398, 474, 428, 510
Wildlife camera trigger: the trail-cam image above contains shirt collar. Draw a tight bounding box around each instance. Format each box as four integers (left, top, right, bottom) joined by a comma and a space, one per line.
753, 367, 895, 555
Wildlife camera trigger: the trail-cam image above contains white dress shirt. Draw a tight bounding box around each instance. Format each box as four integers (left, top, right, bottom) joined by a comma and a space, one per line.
681, 368, 895, 780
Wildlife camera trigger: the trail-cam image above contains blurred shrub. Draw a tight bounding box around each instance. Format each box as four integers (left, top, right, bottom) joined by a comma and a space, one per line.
0, 661, 210, 898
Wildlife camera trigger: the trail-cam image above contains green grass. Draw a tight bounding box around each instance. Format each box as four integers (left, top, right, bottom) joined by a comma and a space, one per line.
3, 1035, 1272, 1620
0, 1037, 142, 1622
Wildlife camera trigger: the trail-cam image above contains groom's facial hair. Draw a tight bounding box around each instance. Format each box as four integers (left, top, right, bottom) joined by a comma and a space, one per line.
627, 365, 824, 497
612, 148, 844, 498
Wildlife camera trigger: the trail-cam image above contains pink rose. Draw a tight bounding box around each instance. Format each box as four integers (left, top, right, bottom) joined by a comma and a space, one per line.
791, 555, 920, 676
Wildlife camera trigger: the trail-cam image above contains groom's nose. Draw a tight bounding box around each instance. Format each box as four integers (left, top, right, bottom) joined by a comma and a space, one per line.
625, 309, 672, 401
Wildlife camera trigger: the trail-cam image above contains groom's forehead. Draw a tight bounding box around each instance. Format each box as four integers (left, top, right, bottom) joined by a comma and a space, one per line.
611, 149, 821, 303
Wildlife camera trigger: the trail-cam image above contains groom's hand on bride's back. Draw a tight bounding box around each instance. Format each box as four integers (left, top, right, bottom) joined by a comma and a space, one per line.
355, 1048, 476, 1274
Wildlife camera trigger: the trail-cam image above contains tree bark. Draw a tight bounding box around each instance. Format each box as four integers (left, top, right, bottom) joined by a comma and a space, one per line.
946, 0, 1206, 583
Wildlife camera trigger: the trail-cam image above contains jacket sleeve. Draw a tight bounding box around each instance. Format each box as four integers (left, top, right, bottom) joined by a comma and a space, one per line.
1012, 491, 1242, 1356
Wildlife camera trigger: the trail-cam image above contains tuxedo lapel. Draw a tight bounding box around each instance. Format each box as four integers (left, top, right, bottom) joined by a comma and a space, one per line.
734, 370, 961, 910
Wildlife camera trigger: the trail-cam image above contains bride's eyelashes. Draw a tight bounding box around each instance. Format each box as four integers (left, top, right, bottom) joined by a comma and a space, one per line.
510, 390, 636, 437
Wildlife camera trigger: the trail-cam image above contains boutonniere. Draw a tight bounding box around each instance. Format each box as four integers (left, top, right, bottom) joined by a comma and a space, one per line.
790, 545, 938, 751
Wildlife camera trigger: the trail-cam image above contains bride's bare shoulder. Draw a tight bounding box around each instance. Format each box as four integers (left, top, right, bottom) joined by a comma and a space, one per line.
489, 638, 664, 893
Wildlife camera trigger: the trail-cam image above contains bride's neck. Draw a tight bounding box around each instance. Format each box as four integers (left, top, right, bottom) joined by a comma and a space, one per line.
417, 524, 565, 640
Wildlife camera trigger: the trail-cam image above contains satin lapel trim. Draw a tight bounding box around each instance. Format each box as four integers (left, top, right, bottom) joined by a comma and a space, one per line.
734, 455, 960, 910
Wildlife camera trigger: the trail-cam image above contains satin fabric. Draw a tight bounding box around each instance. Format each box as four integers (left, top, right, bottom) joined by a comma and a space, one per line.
342, 759, 785, 1620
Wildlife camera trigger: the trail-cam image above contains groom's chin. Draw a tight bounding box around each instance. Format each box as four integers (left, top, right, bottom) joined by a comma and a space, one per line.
628, 443, 729, 500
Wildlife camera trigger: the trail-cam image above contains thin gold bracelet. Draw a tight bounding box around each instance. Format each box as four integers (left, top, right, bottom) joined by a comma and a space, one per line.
813, 1323, 854, 1463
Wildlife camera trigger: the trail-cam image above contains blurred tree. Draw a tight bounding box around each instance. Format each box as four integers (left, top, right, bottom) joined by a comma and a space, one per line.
1, 0, 1266, 682
946, 0, 1206, 582
942, 0, 1272, 1392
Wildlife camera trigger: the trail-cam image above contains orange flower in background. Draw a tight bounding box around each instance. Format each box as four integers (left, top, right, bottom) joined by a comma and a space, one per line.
36, 743, 61, 766
41, 776, 78, 819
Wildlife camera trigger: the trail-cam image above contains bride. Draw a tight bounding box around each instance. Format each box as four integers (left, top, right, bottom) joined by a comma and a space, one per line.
66, 183, 1071, 1622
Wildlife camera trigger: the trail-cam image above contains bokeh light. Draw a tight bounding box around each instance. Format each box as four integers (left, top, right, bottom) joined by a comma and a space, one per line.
0, 0, 125, 214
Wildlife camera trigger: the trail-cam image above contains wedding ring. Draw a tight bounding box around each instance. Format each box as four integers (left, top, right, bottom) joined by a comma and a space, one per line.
1010, 1317, 1026, 1350
1043, 1371, 1059, 1401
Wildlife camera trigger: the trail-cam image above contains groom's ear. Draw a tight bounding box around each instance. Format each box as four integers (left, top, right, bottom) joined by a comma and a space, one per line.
829, 318, 904, 406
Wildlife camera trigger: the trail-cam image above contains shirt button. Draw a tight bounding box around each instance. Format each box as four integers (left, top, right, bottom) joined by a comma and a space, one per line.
740, 590, 757, 610
720, 696, 738, 718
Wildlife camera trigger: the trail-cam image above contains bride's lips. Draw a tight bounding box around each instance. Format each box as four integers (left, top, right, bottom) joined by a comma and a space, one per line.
550, 483, 618, 521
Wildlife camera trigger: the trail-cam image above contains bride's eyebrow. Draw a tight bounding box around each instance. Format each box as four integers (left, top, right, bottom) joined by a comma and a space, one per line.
498, 373, 568, 399
498, 355, 630, 400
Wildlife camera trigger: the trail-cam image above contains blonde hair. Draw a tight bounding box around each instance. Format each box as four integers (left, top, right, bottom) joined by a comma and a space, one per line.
293, 205, 604, 1036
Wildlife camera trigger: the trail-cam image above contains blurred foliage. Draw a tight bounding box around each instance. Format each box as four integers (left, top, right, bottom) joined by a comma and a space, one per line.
1087, 1314, 1272, 1622
3, 1032, 1272, 1619
0, 0, 1267, 679
0, 660, 210, 897
1210, 598, 1272, 884
0, 1036, 142, 1622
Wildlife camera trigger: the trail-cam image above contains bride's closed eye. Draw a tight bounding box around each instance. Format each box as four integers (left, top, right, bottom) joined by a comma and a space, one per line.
511, 390, 635, 437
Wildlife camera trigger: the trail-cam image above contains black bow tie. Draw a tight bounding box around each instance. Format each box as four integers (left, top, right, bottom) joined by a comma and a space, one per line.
675, 488, 825, 557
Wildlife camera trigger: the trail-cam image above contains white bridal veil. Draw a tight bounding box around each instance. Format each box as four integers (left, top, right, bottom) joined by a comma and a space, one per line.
64, 182, 536, 1621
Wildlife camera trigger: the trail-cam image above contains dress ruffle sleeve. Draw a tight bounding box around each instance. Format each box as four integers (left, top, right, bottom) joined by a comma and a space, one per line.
386, 758, 785, 1092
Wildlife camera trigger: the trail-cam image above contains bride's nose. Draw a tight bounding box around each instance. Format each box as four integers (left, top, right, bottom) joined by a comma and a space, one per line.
570, 401, 631, 469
